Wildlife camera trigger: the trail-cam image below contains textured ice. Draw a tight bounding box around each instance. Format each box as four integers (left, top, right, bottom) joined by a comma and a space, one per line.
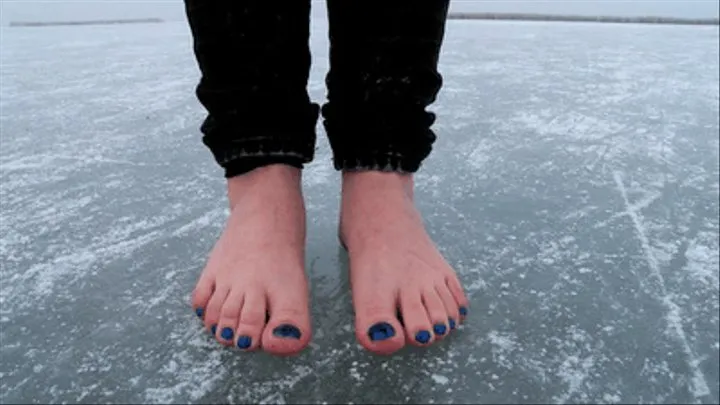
1, 17, 719, 405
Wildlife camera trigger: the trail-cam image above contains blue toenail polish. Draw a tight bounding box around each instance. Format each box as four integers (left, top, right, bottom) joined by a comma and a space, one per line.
237, 336, 252, 349
368, 322, 396, 341
415, 330, 432, 344
210, 324, 217, 335
433, 323, 447, 336
221, 327, 234, 341
459, 307, 468, 316
449, 319, 457, 330
195, 307, 204, 318
273, 324, 302, 339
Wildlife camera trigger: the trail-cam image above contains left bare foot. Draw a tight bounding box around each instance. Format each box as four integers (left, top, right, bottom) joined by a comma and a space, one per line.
340, 171, 469, 355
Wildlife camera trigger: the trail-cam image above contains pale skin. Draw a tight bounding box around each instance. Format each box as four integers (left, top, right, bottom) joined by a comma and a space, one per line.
192, 164, 469, 356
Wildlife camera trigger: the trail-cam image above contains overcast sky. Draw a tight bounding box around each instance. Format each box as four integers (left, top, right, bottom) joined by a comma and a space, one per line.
1, 0, 718, 25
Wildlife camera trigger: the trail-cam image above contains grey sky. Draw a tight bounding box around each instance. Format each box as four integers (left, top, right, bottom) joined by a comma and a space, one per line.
1, 0, 718, 25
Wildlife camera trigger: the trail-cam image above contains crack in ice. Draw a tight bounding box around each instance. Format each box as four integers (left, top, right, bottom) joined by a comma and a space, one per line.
613, 171, 712, 402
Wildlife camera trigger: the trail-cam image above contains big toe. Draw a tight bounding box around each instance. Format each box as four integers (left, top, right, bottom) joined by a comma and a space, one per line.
261, 290, 311, 356
353, 287, 405, 355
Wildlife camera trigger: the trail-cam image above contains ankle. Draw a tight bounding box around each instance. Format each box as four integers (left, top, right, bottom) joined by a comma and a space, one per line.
339, 171, 424, 251
227, 164, 302, 210
341, 171, 414, 200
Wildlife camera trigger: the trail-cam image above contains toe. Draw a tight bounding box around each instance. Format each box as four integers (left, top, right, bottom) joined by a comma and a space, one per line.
353, 286, 405, 355
191, 275, 214, 319
399, 288, 434, 347
235, 291, 266, 352
422, 288, 450, 341
435, 284, 460, 331
445, 275, 469, 321
216, 289, 243, 346
203, 286, 230, 337
262, 288, 311, 356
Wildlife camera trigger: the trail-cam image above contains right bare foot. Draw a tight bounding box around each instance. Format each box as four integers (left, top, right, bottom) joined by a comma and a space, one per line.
191, 165, 312, 356
339, 171, 469, 356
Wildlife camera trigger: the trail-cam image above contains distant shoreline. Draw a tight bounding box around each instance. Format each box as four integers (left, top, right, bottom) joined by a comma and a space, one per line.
8, 14, 719, 28
447, 12, 719, 26
9, 18, 164, 27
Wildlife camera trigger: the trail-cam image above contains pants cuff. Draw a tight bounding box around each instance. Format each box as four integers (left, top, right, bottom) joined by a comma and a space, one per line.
209, 134, 316, 178
332, 152, 424, 173
222, 154, 306, 178
203, 105, 320, 178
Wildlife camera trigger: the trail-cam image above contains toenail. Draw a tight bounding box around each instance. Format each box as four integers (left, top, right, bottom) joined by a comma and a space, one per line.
368, 322, 396, 341
449, 319, 457, 330
237, 336, 252, 349
433, 323, 447, 336
415, 330, 432, 344
210, 324, 217, 335
221, 327, 234, 341
273, 324, 302, 339
195, 307, 204, 318
459, 307, 468, 316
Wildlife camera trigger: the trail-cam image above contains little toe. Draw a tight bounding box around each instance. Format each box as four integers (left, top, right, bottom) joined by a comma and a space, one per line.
262, 290, 311, 356
234, 291, 266, 352
422, 288, 451, 341
191, 275, 214, 320
216, 289, 243, 346
399, 289, 435, 347
445, 275, 469, 322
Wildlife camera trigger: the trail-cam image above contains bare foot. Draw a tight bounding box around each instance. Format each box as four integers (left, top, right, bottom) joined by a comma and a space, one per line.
340, 171, 469, 355
191, 165, 312, 356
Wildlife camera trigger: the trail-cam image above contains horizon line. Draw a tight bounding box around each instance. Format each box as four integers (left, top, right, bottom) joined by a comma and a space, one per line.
447, 12, 719, 26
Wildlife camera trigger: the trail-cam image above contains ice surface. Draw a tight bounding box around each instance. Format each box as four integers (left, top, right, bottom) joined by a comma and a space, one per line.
1, 18, 718, 404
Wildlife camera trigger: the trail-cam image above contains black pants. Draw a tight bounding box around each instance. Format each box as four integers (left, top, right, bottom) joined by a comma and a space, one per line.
184, 1, 450, 178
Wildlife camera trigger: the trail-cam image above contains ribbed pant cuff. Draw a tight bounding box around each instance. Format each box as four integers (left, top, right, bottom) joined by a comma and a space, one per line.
210, 136, 316, 178
332, 152, 423, 173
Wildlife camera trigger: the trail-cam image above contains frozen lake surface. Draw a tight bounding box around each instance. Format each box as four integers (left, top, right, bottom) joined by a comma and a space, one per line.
1, 18, 718, 404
